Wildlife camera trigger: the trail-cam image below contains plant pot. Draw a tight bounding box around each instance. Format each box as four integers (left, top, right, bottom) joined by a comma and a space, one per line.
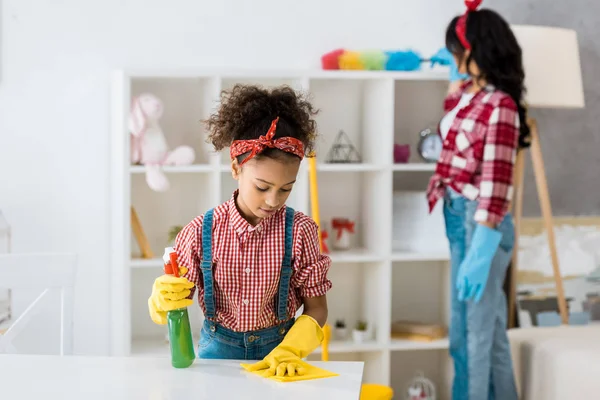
352, 329, 369, 343
334, 327, 347, 341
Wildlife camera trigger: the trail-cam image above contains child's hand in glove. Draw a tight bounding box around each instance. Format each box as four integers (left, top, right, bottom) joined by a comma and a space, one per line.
240, 315, 337, 382
148, 266, 194, 325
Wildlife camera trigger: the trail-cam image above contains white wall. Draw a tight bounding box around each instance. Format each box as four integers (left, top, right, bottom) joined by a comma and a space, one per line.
0, 0, 461, 355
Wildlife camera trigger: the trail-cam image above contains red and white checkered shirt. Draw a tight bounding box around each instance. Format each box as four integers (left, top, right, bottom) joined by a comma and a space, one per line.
173, 191, 332, 332
427, 81, 519, 224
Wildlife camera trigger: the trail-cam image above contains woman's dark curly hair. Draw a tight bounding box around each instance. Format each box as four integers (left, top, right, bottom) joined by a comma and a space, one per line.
205, 84, 319, 163
446, 9, 531, 148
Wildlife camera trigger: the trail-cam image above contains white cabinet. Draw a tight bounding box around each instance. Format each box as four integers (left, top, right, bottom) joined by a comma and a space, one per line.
111, 69, 452, 397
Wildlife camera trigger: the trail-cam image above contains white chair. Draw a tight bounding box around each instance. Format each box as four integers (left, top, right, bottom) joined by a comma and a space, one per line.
0, 253, 77, 355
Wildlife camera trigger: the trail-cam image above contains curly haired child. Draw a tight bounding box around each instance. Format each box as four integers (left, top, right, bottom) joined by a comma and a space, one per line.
148, 84, 333, 379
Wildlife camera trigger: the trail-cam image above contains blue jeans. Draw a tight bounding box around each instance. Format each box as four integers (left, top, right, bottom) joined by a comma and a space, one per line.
198, 318, 295, 360
443, 190, 518, 400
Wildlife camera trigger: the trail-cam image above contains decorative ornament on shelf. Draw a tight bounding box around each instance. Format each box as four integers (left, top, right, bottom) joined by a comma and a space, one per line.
168, 225, 183, 246
416, 127, 442, 163
325, 131, 361, 164
394, 143, 411, 164
405, 371, 436, 400
129, 93, 196, 192
331, 218, 355, 250
352, 320, 369, 343
334, 319, 347, 341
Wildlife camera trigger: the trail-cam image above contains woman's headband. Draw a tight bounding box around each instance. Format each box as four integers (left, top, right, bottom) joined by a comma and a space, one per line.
456, 0, 482, 51
229, 117, 305, 166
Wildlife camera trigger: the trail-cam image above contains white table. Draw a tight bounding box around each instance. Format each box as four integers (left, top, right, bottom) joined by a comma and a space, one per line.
0, 355, 364, 399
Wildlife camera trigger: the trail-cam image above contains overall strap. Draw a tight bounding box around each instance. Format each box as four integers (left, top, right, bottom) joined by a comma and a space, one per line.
276, 207, 295, 321
201, 209, 216, 319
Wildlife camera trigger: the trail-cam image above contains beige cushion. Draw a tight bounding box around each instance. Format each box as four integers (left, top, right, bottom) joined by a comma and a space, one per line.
508, 325, 600, 400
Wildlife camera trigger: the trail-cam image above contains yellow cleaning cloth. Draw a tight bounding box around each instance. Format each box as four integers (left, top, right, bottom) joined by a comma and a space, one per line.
240, 315, 338, 382
241, 359, 338, 382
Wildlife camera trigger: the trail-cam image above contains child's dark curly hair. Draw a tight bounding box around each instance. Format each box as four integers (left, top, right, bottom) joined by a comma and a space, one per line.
205, 84, 319, 162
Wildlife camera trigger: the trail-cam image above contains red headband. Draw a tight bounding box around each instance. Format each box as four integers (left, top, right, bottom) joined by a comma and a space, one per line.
230, 117, 305, 166
456, 0, 482, 50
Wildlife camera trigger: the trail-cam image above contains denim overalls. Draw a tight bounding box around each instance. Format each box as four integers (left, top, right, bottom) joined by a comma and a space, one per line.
196, 206, 296, 360
443, 188, 518, 400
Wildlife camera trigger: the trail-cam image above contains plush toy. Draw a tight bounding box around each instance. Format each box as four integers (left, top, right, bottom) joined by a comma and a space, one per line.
129, 93, 196, 192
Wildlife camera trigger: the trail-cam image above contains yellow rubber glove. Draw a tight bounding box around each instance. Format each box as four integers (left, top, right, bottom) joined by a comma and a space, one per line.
148, 267, 195, 325
241, 315, 338, 381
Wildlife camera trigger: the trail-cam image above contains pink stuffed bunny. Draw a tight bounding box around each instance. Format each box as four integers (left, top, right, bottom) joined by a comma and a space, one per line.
128, 93, 195, 192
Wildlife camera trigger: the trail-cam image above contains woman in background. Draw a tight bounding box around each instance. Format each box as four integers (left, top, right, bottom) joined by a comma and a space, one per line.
427, 1, 530, 399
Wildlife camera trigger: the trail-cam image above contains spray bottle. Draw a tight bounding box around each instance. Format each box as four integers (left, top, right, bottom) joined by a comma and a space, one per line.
163, 247, 195, 368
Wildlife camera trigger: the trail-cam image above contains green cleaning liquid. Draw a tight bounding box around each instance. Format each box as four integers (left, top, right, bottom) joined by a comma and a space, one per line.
167, 308, 195, 368
164, 247, 195, 368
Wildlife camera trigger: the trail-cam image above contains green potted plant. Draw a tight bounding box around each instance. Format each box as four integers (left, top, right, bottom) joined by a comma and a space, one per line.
352, 320, 369, 343
334, 319, 347, 340
168, 225, 183, 246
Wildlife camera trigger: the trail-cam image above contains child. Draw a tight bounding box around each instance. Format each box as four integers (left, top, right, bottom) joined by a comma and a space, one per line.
148, 84, 332, 378
427, 2, 526, 399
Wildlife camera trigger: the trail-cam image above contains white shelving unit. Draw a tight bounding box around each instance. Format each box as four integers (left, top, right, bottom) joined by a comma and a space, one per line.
111, 68, 452, 397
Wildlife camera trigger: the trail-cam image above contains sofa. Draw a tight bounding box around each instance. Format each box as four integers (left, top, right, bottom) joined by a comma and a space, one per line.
508, 324, 600, 399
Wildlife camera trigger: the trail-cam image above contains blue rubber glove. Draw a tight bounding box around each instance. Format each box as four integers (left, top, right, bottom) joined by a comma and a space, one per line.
430, 47, 468, 82
456, 224, 502, 303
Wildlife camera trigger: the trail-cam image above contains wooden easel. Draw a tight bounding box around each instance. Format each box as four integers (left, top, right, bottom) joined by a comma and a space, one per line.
508, 118, 569, 327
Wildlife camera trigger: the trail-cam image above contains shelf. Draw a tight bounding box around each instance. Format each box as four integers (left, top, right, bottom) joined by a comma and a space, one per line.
389, 337, 449, 351
131, 258, 163, 269
122, 68, 449, 81
392, 163, 435, 172
113, 69, 454, 387
391, 251, 449, 262
131, 249, 384, 268
314, 340, 385, 354
317, 163, 384, 172
130, 164, 214, 174
328, 249, 384, 263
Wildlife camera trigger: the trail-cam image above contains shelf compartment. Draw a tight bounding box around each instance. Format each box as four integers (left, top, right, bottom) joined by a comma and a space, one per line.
130, 77, 220, 166
391, 191, 448, 256
390, 350, 451, 400
316, 170, 389, 256
391, 262, 450, 353
309, 78, 394, 166
393, 80, 448, 165
130, 173, 216, 259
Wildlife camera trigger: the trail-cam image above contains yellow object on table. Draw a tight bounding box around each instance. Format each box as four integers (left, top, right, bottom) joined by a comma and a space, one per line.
360, 384, 394, 400
241, 315, 338, 382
